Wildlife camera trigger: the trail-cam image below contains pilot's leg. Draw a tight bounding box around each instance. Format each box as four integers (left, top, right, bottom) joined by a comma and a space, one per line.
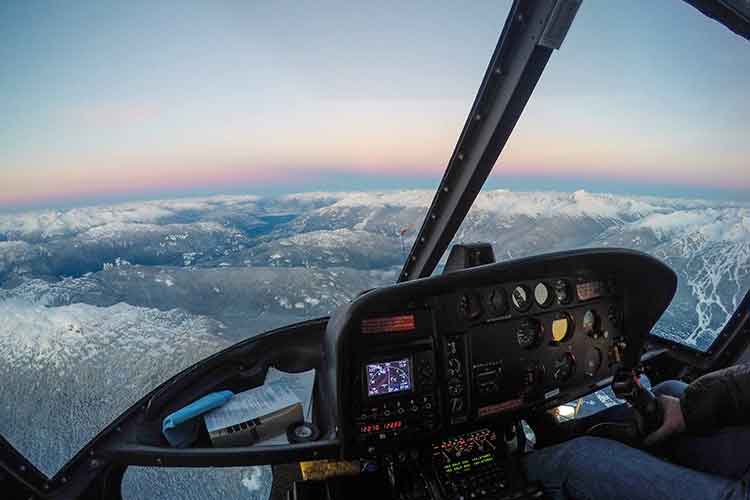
665, 426, 750, 480
651, 379, 688, 398
523, 435, 748, 500
651, 379, 750, 479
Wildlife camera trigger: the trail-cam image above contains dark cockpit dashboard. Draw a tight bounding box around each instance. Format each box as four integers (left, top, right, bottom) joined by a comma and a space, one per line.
322, 249, 676, 463
29, 249, 678, 500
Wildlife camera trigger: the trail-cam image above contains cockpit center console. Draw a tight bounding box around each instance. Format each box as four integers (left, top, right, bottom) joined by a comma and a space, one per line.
354, 310, 439, 447
322, 250, 676, 500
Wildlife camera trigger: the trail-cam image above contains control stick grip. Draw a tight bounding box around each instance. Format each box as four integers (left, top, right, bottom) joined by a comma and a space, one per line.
612, 370, 663, 435
630, 384, 663, 433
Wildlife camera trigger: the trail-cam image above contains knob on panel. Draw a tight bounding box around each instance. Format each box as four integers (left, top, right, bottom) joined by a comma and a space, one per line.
516, 318, 541, 349
450, 398, 465, 414
447, 358, 461, 372
584, 347, 603, 377
523, 362, 546, 393
552, 353, 576, 382
554, 279, 571, 304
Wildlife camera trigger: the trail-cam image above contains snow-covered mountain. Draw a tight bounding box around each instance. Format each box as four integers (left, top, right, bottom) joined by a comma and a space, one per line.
0, 300, 218, 470
0, 296, 272, 499
0, 189, 748, 498
2, 265, 395, 334
594, 206, 750, 348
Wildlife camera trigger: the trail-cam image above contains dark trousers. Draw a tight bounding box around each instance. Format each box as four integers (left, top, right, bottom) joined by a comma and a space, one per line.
524, 380, 750, 499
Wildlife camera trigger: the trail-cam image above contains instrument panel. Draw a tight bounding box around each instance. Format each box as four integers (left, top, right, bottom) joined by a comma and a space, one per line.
322, 249, 677, 458
443, 277, 623, 427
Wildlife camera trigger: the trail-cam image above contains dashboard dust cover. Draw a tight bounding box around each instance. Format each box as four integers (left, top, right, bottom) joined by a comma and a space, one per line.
204, 383, 303, 447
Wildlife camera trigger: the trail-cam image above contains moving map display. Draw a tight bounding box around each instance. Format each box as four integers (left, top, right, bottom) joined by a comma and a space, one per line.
366, 359, 412, 397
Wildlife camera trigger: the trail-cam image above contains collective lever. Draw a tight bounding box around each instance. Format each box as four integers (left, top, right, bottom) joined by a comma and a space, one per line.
612, 369, 663, 435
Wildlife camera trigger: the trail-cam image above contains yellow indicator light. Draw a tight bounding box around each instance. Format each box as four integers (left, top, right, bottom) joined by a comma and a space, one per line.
552, 316, 571, 342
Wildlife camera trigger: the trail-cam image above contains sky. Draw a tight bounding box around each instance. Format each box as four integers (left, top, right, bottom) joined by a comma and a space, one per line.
1, 0, 748, 211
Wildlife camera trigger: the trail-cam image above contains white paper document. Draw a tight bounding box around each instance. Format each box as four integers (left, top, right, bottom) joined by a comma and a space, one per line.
265, 367, 316, 421
261, 367, 316, 445
203, 381, 300, 434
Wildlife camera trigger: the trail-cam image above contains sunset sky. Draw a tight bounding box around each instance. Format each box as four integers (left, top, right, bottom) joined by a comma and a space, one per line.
1, 0, 748, 210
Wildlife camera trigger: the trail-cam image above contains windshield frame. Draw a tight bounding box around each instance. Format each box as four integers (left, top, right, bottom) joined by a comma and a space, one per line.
398, 0, 581, 282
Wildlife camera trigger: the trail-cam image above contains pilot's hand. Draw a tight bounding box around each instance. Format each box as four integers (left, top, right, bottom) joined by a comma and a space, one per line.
643, 395, 686, 446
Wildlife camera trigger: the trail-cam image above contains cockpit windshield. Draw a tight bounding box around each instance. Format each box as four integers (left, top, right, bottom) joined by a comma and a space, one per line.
446, 0, 749, 352
0, 1, 747, 498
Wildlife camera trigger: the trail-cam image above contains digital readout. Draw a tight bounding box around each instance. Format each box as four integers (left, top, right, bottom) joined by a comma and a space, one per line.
359, 420, 403, 434
366, 359, 412, 397
361, 314, 416, 334
443, 453, 494, 475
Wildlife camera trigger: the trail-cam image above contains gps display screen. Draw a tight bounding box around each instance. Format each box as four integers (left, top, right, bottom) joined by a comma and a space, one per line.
366, 359, 412, 397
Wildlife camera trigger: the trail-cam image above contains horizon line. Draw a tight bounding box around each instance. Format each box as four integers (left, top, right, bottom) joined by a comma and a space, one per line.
2, 180, 748, 215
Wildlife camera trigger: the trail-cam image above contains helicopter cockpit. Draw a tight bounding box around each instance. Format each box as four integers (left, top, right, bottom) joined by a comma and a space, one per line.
1, 1, 748, 499
6, 246, 683, 500
322, 247, 676, 499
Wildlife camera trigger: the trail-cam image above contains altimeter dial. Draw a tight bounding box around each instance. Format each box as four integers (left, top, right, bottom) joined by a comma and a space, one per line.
511, 285, 532, 312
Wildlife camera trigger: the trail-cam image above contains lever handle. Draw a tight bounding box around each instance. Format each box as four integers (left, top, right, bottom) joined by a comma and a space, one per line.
612, 369, 663, 435
630, 384, 663, 434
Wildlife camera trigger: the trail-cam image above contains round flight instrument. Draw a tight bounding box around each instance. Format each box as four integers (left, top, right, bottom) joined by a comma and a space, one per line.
552, 353, 575, 382
516, 318, 541, 349
551, 312, 573, 342
534, 282, 554, 307
554, 279, 571, 304
489, 287, 508, 315
584, 348, 603, 377
511, 285, 532, 312
582, 309, 600, 337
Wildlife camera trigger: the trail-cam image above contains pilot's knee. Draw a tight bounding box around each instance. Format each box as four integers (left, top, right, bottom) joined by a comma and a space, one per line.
556, 436, 612, 465
652, 380, 688, 398
525, 436, 607, 480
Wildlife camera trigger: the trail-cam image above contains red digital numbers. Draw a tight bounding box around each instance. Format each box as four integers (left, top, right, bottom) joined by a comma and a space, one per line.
361, 315, 416, 334
359, 420, 403, 434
